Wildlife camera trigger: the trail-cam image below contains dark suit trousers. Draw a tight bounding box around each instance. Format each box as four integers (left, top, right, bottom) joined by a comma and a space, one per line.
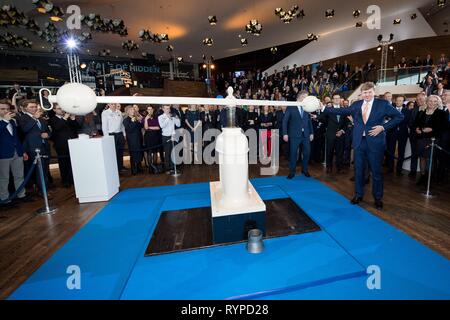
409, 133, 419, 172
354, 137, 384, 200
162, 135, 174, 171
386, 132, 408, 172
56, 153, 73, 184
326, 136, 345, 169
289, 136, 311, 174
110, 133, 125, 171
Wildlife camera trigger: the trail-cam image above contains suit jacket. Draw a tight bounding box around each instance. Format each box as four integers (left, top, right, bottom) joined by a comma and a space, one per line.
282, 106, 314, 138
123, 117, 143, 152
325, 98, 404, 150
0, 119, 24, 159
200, 110, 217, 131
388, 107, 410, 139
48, 116, 79, 155
318, 108, 349, 140
18, 113, 50, 155
219, 107, 244, 129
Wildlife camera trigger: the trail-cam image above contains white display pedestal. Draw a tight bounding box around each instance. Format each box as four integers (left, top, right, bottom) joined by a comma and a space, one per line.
68, 136, 120, 203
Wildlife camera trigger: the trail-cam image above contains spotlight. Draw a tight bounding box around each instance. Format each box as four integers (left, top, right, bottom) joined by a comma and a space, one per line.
377, 46, 382, 51
166, 44, 174, 52
437, 0, 446, 8
393, 18, 401, 25
389, 33, 394, 41
270, 47, 277, 54
377, 34, 383, 42
240, 38, 248, 46
245, 19, 262, 36
325, 9, 335, 19
356, 21, 363, 27
208, 15, 217, 25
177, 56, 183, 63
210, 64, 215, 70
202, 64, 207, 69
202, 37, 214, 46
353, 10, 361, 18
80, 62, 87, 69
389, 45, 394, 50
66, 38, 77, 49
410, 13, 417, 20
307, 33, 318, 41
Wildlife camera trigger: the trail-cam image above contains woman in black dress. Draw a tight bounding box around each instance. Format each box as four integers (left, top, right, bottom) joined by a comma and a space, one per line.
245, 105, 259, 132
143, 105, 163, 169
185, 105, 201, 162
124, 105, 144, 175
414, 95, 447, 184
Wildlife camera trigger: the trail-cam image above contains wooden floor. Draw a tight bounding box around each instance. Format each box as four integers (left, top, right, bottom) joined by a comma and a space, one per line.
0, 160, 449, 299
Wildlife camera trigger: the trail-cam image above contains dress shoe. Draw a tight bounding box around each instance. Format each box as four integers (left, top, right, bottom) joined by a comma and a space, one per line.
287, 173, 295, 179
302, 171, 311, 177
374, 199, 383, 210
350, 196, 363, 204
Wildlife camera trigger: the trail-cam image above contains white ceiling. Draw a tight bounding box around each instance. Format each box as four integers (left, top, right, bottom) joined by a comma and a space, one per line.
0, 0, 443, 62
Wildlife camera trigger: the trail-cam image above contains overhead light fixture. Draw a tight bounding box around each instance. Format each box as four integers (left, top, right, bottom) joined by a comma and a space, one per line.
393, 18, 401, 25
202, 37, 214, 46
245, 19, 262, 36
437, 0, 446, 8
49, 5, 64, 22
177, 56, 183, 63
325, 9, 335, 19
122, 40, 139, 51
377, 34, 383, 42
166, 44, 174, 52
202, 64, 207, 69
355, 21, 363, 27
410, 13, 417, 20
353, 9, 361, 18
389, 33, 394, 41
210, 64, 215, 70
66, 38, 77, 49
307, 33, 319, 41
377, 46, 382, 51
389, 45, 394, 50
240, 38, 248, 46
208, 15, 217, 25
80, 62, 87, 69
270, 47, 278, 54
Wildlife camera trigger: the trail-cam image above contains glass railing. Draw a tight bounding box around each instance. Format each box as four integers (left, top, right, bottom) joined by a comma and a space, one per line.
377, 66, 431, 86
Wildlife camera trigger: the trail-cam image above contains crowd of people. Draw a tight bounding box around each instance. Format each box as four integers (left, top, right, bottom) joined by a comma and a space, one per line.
1, 52, 449, 209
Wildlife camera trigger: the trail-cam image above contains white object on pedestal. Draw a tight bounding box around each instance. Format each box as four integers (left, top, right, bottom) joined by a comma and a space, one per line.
210, 127, 265, 218
68, 136, 120, 203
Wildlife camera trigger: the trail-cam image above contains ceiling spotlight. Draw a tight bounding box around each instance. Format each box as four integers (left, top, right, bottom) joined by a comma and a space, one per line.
122, 40, 139, 51
80, 62, 87, 69
437, 0, 446, 8
202, 54, 206, 60
177, 56, 183, 63
166, 44, 174, 52
389, 33, 394, 41
307, 33, 318, 41
410, 13, 417, 20
393, 19, 401, 25
202, 37, 214, 46
49, 5, 64, 22
377, 46, 382, 51
325, 9, 335, 19
270, 47, 278, 54
355, 21, 363, 27
377, 34, 383, 42
66, 38, 77, 49
202, 64, 207, 69
240, 38, 248, 46
352, 9, 361, 18
275, 5, 305, 23
210, 64, 215, 70
208, 15, 217, 25
245, 19, 262, 36
389, 45, 394, 50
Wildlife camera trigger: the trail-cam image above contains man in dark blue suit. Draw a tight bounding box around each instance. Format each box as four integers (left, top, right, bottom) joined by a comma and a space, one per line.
0, 99, 28, 205
323, 82, 404, 209
386, 95, 410, 176
18, 99, 51, 194
282, 91, 314, 179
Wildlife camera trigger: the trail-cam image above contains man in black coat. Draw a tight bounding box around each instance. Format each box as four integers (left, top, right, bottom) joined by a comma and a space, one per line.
319, 94, 349, 173
48, 104, 79, 187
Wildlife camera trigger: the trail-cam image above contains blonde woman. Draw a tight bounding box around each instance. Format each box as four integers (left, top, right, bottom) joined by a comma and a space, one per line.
123, 105, 143, 175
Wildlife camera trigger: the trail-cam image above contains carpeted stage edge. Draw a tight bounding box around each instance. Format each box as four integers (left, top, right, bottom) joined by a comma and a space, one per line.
8, 176, 450, 300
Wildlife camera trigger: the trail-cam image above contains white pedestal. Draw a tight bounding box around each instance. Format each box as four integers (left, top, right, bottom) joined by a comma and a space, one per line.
68, 136, 120, 203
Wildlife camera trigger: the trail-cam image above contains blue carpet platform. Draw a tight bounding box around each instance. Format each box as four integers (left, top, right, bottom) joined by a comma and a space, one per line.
9, 176, 450, 299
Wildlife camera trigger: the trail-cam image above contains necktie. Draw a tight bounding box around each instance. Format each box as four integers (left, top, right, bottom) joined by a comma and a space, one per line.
362, 102, 370, 124
6, 121, 13, 136
36, 119, 42, 129
300, 107, 304, 118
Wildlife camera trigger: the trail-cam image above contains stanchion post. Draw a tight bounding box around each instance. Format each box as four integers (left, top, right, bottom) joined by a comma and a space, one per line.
171, 139, 181, 177
35, 148, 57, 215
423, 138, 435, 198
